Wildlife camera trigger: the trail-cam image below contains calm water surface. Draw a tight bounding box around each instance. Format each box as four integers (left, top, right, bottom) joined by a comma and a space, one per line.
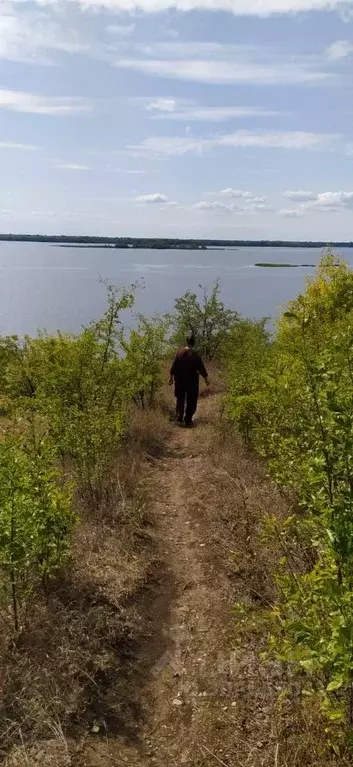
0, 242, 351, 336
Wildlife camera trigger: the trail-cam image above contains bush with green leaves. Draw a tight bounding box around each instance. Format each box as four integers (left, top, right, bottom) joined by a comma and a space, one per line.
227, 252, 353, 749
122, 314, 171, 408
4, 284, 135, 493
2, 283, 171, 496
171, 281, 239, 360
225, 318, 270, 442
0, 430, 75, 631
0, 282, 173, 635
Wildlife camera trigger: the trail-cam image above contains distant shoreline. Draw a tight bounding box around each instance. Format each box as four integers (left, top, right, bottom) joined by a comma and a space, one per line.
0, 235, 352, 249
255, 262, 316, 268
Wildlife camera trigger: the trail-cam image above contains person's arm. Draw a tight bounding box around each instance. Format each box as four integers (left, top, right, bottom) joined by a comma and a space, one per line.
169, 355, 177, 385
196, 355, 209, 386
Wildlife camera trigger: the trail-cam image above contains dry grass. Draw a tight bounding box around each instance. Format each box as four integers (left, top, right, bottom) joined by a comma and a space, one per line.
275, 697, 353, 767
5, 736, 70, 767
0, 406, 172, 766
180, 398, 351, 767
1, 387, 351, 767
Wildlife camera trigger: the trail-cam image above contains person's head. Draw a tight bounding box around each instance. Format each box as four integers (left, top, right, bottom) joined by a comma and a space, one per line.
186, 332, 195, 348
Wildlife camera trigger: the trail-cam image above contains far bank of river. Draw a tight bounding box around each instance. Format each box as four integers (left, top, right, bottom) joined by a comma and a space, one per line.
1, 236, 353, 249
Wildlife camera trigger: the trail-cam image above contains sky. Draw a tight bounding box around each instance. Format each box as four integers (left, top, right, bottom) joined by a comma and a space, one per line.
1, 0, 353, 239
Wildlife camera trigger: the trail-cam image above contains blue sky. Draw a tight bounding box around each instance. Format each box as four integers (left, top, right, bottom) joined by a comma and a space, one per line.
1, 0, 353, 239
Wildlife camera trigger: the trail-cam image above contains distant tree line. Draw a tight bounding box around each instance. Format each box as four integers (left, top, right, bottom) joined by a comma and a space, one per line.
0, 234, 353, 248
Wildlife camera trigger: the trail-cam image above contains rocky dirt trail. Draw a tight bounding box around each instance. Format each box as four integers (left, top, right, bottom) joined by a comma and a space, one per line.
76, 392, 282, 767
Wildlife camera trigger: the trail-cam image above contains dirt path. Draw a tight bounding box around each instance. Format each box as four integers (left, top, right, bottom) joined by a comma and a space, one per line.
78, 391, 281, 767
140, 413, 237, 766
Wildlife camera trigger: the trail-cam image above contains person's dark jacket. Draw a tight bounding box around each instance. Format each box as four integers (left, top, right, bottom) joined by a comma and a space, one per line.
170, 347, 208, 390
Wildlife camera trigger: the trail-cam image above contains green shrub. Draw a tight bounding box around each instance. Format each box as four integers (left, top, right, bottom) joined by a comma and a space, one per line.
1, 283, 170, 496
122, 314, 171, 408
0, 281, 173, 635
171, 281, 239, 360
9, 289, 131, 490
225, 318, 270, 442
0, 431, 75, 631
227, 252, 353, 749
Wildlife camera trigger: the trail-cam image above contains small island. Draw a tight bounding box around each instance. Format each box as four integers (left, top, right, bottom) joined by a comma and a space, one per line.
255, 262, 316, 268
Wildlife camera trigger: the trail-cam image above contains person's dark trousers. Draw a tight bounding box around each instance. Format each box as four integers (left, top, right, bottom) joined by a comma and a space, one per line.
175, 381, 199, 425
175, 388, 185, 423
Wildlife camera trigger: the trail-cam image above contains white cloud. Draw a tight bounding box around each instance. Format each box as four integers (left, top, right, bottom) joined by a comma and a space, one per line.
193, 200, 235, 213
55, 163, 93, 170
0, 89, 92, 116
193, 197, 271, 214
326, 40, 353, 60
31, 0, 353, 17
135, 192, 170, 203
278, 208, 304, 217
280, 191, 353, 217
117, 41, 332, 88
305, 190, 353, 210
284, 189, 316, 200
0, 141, 39, 151
246, 201, 272, 211
129, 136, 204, 157
0, 7, 88, 63
204, 189, 270, 211
146, 98, 177, 113
141, 42, 248, 56
219, 188, 254, 198
180, 106, 279, 121
0, 7, 338, 97
106, 23, 135, 36
118, 55, 330, 86
115, 168, 149, 174
318, 191, 353, 204
145, 98, 280, 121
129, 130, 337, 157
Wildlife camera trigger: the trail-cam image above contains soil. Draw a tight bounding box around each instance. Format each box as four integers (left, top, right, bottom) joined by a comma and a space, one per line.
71, 390, 282, 767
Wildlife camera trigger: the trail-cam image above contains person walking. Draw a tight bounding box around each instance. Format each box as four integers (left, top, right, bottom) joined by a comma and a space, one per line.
169, 333, 209, 427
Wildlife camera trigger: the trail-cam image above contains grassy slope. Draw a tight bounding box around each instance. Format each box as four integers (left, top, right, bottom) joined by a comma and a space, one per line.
2, 381, 348, 767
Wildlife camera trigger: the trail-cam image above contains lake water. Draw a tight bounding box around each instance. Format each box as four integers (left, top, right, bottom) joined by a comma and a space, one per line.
0, 242, 351, 337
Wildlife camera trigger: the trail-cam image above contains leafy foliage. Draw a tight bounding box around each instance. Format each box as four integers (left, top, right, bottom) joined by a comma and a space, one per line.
5, 284, 134, 491
227, 251, 353, 749
171, 281, 239, 360
123, 314, 171, 408
3, 285, 169, 493
0, 282, 170, 633
0, 430, 75, 630
225, 318, 270, 442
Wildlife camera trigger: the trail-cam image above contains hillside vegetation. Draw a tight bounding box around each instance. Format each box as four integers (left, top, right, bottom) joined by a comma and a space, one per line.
227, 252, 353, 757
1, 255, 353, 765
